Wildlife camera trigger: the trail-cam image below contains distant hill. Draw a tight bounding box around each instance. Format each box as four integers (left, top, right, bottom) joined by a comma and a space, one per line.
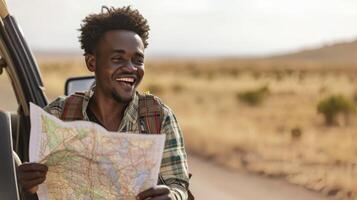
32, 39, 357, 69
268, 39, 357, 64
33, 50, 82, 61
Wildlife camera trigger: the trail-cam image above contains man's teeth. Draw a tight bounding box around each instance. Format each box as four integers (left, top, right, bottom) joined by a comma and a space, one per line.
116, 77, 135, 83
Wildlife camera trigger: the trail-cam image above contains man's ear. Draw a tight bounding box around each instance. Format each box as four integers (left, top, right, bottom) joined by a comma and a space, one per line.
85, 54, 96, 72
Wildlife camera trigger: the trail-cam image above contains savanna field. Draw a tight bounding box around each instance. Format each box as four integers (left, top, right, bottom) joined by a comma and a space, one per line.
4, 53, 357, 200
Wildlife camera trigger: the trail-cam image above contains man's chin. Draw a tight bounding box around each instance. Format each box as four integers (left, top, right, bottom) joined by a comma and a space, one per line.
111, 91, 134, 104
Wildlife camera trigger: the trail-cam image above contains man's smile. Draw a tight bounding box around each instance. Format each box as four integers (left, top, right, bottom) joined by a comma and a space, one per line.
115, 75, 137, 89
116, 77, 135, 84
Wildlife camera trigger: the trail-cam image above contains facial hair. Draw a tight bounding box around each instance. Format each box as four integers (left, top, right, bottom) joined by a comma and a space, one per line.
111, 91, 133, 104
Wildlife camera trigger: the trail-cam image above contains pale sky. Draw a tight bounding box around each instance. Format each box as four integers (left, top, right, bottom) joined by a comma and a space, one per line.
6, 0, 357, 57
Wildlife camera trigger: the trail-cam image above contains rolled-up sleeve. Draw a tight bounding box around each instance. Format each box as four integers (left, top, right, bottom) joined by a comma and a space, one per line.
43, 96, 66, 118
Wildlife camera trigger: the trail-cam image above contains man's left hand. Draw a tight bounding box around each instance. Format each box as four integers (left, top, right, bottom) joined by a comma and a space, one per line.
136, 185, 173, 200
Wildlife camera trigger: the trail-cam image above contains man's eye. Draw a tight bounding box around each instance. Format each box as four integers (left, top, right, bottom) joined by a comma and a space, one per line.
133, 57, 144, 64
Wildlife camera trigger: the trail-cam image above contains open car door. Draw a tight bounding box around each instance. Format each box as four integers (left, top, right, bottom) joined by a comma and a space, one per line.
0, 0, 47, 160
0, 0, 47, 199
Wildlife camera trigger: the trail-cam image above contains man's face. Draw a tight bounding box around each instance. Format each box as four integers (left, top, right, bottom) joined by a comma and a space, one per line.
87, 30, 145, 103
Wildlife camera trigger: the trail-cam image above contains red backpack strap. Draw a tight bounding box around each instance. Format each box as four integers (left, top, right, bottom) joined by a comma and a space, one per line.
60, 92, 86, 121
138, 93, 164, 134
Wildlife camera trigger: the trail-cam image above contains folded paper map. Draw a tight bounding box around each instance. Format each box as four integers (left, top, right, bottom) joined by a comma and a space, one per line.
29, 103, 165, 200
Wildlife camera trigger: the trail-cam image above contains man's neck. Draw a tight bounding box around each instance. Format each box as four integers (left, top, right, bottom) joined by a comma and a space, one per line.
89, 90, 129, 131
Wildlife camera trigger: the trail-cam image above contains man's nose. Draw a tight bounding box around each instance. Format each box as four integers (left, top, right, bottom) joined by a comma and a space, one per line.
122, 60, 138, 72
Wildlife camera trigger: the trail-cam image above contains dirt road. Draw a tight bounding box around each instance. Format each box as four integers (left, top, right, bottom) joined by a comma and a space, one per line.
188, 155, 330, 200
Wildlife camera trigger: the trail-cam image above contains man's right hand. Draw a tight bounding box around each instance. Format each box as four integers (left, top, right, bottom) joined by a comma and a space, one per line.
17, 162, 48, 193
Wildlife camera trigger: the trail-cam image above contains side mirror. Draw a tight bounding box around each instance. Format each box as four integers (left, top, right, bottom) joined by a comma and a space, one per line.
64, 76, 95, 96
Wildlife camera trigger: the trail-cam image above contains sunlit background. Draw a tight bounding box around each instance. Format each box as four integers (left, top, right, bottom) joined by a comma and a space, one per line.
7, 0, 357, 57
1, 1, 357, 199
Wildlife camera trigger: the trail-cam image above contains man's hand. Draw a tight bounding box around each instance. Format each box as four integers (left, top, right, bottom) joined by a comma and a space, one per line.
136, 185, 174, 200
17, 162, 48, 193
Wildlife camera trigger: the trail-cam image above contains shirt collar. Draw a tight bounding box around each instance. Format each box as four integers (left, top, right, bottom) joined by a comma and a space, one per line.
81, 89, 139, 130
121, 91, 139, 124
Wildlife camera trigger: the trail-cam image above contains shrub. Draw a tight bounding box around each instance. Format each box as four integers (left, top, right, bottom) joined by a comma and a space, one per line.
317, 95, 356, 126
251, 71, 261, 80
237, 85, 269, 106
171, 83, 184, 93
274, 71, 284, 81
230, 68, 240, 77
291, 127, 302, 140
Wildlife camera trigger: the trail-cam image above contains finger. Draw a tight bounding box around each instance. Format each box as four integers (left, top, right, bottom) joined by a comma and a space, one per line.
18, 163, 48, 172
18, 171, 47, 181
29, 186, 39, 194
137, 186, 170, 200
22, 177, 46, 191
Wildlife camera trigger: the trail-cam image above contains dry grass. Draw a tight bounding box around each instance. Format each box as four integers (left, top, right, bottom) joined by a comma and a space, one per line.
36, 56, 357, 200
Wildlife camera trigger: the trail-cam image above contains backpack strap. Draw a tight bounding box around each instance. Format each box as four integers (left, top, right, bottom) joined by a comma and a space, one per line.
138, 93, 164, 134
60, 92, 86, 121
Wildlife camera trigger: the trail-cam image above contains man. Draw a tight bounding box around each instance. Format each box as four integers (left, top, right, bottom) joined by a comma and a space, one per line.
17, 6, 190, 200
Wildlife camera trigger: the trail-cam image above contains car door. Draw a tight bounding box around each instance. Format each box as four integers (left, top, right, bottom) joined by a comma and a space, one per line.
0, 1, 48, 199
0, 0, 48, 161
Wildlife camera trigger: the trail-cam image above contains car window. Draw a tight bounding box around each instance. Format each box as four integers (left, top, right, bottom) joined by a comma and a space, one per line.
0, 72, 18, 111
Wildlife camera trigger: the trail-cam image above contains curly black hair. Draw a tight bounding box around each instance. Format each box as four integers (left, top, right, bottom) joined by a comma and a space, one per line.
79, 6, 150, 55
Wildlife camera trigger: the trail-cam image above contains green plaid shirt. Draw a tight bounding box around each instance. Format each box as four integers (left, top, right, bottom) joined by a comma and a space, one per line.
44, 90, 189, 200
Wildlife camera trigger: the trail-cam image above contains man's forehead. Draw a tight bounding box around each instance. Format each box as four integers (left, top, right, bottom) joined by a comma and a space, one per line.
100, 30, 144, 52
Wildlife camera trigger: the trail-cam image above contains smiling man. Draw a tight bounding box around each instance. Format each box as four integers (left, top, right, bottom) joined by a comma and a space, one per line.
17, 6, 191, 200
